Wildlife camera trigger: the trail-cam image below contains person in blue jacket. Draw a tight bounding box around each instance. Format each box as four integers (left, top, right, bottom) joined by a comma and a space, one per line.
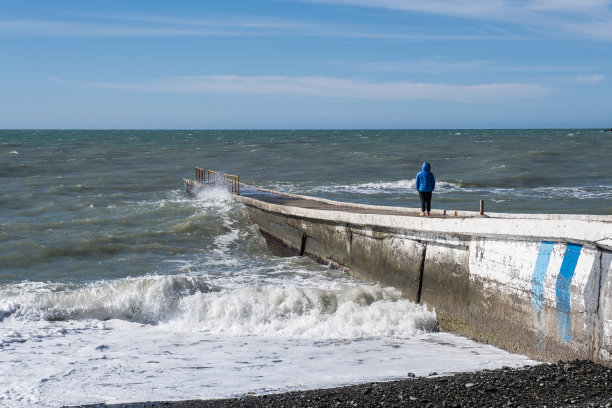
416, 162, 435, 216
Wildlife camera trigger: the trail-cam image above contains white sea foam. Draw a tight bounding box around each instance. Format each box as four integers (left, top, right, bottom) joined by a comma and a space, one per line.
530, 185, 612, 200
0, 277, 436, 341
273, 178, 612, 203
0, 273, 534, 407
476, 185, 612, 201
0, 319, 536, 407
313, 180, 416, 194
193, 184, 234, 205
282, 180, 463, 195
0, 273, 539, 408
0, 275, 212, 325
168, 285, 437, 339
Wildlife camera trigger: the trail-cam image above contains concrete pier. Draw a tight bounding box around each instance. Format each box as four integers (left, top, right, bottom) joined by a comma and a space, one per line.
184, 177, 612, 364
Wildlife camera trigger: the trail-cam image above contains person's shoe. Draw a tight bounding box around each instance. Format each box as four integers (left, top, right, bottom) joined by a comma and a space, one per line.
427, 212, 431, 216
420, 212, 425, 216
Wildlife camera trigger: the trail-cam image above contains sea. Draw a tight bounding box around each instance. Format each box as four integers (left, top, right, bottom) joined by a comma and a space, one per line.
1, 129, 610, 407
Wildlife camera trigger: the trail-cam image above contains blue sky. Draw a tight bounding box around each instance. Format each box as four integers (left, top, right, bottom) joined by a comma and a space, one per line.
1, 0, 611, 129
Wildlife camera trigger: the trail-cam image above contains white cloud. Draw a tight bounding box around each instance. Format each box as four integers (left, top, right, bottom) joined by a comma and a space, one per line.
307, 0, 611, 18
0, 20, 251, 37
528, 0, 609, 13
90, 75, 550, 102
570, 74, 605, 84
0, 18, 513, 40
350, 59, 596, 75
2, 2, 612, 40
304, 0, 612, 40
307, 0, 512, 19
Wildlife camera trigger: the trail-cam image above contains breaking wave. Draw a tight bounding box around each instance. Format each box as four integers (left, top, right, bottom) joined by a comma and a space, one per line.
0, 276, 437, 343
168, 284, 437, 338
270, 181, 612, 202
272, 180, 461, 195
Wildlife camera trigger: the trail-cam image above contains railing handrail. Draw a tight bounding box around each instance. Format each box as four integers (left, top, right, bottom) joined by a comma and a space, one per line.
195, 166, 205, 182
193, 167, 240, 195
207, 169, 220, 184
224, 174, 240, 195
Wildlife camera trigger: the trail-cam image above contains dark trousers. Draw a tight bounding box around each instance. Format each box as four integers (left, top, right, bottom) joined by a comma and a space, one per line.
419, 191, 432, 212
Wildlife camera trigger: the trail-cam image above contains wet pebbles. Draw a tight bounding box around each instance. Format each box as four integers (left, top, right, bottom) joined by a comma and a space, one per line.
81, 360, 612, 407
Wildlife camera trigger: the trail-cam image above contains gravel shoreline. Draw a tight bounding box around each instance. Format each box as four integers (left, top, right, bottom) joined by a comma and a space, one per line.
77, 360, 612, 408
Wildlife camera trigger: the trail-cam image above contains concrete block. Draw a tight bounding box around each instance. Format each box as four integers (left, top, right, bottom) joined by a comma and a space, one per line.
420, 235, 470, 323
245, 206, 304, 256
349, 230, 424, 302
300, 222, 351, 267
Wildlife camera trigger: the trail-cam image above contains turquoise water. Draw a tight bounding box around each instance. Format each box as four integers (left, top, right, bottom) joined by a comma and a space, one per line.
1, 128, 604, 405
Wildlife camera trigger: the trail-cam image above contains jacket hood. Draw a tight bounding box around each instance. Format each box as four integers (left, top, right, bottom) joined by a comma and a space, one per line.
422, 162, 431, 172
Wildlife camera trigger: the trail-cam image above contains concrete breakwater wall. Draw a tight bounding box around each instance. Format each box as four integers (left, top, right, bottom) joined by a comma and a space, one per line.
185, 179, 612, 364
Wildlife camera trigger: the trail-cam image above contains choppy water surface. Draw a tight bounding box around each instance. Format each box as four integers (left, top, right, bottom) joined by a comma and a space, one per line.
3, 129, 607, 406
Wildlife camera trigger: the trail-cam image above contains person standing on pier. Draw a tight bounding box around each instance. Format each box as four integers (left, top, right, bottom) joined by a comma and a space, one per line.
416, 162, 435, 216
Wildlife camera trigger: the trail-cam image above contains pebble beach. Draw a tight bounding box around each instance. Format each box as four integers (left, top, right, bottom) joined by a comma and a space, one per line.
78, 360, 612, 408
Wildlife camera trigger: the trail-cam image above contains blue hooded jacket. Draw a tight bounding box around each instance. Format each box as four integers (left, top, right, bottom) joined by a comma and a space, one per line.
416, 162, 435, 192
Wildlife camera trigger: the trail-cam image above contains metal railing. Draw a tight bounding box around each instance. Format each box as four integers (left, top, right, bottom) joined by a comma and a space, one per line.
194, 167, 220, 184
224, 174, 240, 195
195, 166, 205, 182
193, 167, 239, 195
207, 170, 220, 184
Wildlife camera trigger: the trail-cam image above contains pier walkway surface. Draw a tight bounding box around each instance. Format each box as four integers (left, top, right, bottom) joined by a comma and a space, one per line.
237, 184, 435, 217
236, 183, 612, 223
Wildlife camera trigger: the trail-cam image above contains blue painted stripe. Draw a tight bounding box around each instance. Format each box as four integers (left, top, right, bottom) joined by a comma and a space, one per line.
556, 243, 583, 343
532, 241, 554, 348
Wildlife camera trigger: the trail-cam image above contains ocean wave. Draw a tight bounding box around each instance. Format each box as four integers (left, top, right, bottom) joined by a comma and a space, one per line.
459, 185, 612, 201
273, 180, 462, 195
166, 284, 438, 339
0, 277, 437, 341
528, 185, 612, 200
1, 186, 252, 275
1, 275, 212, 324
273, 181, 612, 202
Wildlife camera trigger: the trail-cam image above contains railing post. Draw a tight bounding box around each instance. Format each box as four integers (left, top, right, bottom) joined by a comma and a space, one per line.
222, 174, 240, 194
480, 200, 485, 215
195, 167, 205, 182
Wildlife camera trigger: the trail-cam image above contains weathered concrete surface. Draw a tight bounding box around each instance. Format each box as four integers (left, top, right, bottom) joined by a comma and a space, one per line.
184, 178, 612, 364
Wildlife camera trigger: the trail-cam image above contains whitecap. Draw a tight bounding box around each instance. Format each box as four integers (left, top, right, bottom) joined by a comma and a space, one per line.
311, 179, 464, 195
164, 284, 438, 339
2, 275, 212, 326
